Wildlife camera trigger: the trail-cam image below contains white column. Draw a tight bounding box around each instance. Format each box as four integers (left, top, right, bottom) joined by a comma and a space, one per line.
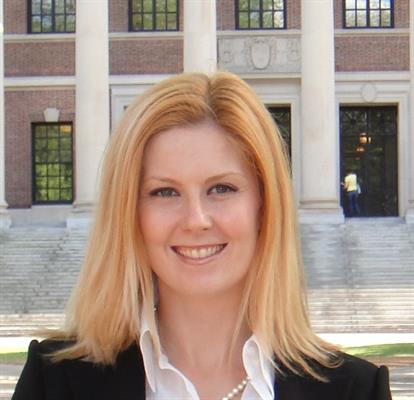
67, 0, 109, 230
183, 0, 217, 74
406, 2, 414, 223
0, 0, 11, 230
298, 0, 343, 224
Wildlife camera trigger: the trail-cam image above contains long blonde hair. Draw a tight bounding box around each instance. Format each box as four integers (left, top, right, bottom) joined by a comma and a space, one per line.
55, 72, 338, 379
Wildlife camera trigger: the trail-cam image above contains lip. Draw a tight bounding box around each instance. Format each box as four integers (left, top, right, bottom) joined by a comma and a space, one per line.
171, 244, 227, 261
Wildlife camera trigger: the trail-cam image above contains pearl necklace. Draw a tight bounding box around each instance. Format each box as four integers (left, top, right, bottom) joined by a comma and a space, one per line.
221, 376, 250, 400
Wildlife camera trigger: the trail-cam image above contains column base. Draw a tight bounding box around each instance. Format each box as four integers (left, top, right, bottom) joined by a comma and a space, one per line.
405, 205, 414, 224
66, 203, 93, 231
298, 206, 345, 225
0, 209, 12, 230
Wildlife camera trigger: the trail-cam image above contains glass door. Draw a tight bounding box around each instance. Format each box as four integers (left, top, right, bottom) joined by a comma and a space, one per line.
340, 106, 398, 217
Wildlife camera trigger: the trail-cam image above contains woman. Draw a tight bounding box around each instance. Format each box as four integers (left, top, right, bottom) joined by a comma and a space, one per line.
13, 72, 391, 399
343, 170, 361, 217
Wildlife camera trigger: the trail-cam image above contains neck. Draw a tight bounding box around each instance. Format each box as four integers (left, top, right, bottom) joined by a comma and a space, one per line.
156, 285, 250, 373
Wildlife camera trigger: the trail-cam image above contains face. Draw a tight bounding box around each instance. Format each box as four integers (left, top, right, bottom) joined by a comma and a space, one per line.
138, 121, 261, 300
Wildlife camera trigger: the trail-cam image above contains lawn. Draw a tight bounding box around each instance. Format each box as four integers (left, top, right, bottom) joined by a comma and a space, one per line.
0, 352, 27, 364
344, 343, 414, 358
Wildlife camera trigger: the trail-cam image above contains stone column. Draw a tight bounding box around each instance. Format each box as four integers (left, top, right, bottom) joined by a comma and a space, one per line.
183, 0, 217, 74
67, 0, 109, 229
406, 2, 414, 223
0, 0, 11, 230
298, 0, 343, 224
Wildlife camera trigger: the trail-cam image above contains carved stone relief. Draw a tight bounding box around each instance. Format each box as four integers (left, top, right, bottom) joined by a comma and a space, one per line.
361, 83, 377, 102
218, 36, 301, 74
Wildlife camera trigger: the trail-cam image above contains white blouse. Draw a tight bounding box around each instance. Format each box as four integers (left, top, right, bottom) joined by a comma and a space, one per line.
139, 315, 275, 400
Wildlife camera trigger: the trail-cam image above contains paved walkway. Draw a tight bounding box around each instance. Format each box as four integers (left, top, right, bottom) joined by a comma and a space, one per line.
0, 334, 412, 399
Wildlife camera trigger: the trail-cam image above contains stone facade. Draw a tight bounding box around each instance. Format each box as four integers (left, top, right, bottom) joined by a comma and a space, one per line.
1, 0, 412, 224
110, 39, 183, 75
4, 0, 27, 34
218, 35, 300, 74
4, 1, 410, 79
4, 89, 75, 207
5, 41, 75, 76
335, 35, 410, 72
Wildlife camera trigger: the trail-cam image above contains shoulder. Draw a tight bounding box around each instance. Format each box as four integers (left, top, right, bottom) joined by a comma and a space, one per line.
27, 338, 144, 373
12, 339, 73, 400
328, 352, 388, 381
326, 353, 391, 399
277, 352, 391, 400
28, 337, 73, 355
13, 339, 146, 400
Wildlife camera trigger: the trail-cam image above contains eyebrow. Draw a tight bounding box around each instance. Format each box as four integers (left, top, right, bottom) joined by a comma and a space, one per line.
143, 172, 247, 185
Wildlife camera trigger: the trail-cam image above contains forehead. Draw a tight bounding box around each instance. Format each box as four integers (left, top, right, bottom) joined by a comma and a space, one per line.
141, 122, 251, 174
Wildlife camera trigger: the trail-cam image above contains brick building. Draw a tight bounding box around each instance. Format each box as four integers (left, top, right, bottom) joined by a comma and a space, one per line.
0, 0, 413, 227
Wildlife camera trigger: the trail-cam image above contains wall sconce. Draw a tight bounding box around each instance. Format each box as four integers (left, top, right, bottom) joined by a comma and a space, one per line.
359, 132, 372, 145
356, 145, 365, 153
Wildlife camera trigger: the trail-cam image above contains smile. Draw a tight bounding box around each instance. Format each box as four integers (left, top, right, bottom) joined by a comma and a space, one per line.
172, 244, 226, 259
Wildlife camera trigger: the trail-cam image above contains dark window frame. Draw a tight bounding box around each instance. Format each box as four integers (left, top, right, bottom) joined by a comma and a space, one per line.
28, 0, 76, 34
129, 0, 179, 32
343, 0, 394, 29
235, 0, 286, 30
32, 122, 74, 205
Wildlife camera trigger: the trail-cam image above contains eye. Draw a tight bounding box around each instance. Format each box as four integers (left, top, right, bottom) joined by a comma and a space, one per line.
149, 187, 179, 197
208, 184, 237, 195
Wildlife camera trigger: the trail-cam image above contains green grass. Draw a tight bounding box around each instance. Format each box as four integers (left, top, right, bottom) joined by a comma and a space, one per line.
0, 352, 27, 364
344, 343, 414, 358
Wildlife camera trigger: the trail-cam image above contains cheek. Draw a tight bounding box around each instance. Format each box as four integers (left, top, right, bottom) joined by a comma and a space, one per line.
217, 200, 260, 241
138, 205, 167, 245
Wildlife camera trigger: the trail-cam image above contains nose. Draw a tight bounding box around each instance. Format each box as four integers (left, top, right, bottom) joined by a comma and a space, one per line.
181, 194, 213, 231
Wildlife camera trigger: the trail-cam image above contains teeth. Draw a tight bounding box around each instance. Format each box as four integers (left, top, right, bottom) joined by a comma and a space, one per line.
175, 245, 224, 259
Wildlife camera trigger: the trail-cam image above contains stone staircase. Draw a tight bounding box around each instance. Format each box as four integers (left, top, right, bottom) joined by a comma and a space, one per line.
0, 219, 413, 335
302, 218, 414, 333
0, 228, 87, 334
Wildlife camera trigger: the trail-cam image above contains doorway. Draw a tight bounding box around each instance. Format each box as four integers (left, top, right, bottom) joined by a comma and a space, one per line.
268, 107, 291, 158
340, 106, 398, 217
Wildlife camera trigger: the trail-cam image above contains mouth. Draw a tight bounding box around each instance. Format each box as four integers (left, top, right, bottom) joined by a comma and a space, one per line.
172, 244, 227, 260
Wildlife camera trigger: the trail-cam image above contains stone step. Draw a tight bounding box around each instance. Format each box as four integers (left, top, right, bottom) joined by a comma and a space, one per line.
0, 220, 413, 333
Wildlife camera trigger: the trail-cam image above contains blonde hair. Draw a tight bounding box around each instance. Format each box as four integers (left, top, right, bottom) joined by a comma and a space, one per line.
54, 72, 338, 380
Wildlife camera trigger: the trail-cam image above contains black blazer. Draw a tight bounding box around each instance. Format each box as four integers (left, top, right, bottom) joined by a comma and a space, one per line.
12, 339, 392, 400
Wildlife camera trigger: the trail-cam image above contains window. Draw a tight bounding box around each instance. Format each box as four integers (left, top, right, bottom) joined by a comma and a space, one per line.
29, 0, 76, 33
129, 0, 179, 31
344, 0, 393, 28
236, 0, 285, 30
32, 123, 73, 204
